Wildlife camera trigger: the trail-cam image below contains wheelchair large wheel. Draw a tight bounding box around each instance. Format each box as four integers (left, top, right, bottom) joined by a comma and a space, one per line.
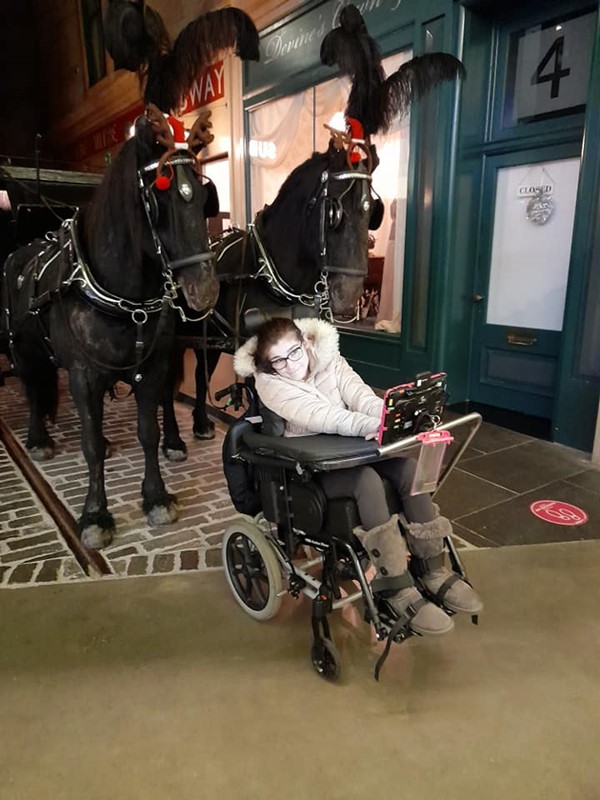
311, 638, 342, 682
223, 519, 283, 620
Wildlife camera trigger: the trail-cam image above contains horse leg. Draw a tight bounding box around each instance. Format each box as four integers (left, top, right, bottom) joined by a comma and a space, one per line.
21, 353, 58, 461
69, 369, 115, 549
162, 343, 187, 462
192, 347, 220, 439
136, 382, 179, 526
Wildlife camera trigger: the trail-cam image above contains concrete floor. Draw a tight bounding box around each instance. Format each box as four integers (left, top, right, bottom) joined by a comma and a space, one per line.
2, 540, 599, 800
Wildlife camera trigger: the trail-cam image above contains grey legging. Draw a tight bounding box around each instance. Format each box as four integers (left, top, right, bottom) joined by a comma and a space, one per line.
317, 457, 435, 531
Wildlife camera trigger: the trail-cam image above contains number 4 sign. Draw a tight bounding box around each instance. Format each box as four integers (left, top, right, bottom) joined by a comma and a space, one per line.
513, 11, 596, 122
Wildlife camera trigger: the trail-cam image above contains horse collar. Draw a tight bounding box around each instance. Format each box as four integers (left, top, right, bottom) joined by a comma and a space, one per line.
68, 214, 170, 319
249, 222, 315, 308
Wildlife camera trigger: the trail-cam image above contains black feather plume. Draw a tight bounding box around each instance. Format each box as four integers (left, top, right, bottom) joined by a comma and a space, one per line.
104, 1, 259, 113
320, 4, 465, 136
103, 1, 168, 73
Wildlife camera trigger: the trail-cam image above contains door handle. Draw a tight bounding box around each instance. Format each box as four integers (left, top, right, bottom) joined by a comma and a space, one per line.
472, 294, 485, 303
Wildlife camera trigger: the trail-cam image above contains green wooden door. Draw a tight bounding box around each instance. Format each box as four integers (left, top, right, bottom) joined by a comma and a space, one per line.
460, 1, 597, 424
469, 144, 581, 417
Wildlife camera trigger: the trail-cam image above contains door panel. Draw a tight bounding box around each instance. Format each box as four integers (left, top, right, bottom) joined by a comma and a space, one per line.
477, 327, 560, 417
469, 146, 581, 417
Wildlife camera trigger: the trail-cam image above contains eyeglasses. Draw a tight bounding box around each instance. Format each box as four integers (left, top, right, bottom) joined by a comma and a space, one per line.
270, 343, 304, 370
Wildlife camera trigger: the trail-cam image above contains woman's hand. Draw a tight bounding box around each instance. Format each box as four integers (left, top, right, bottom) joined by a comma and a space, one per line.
364, 430, 379, 441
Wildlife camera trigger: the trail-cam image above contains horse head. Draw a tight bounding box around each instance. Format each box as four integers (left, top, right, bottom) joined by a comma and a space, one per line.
259, 131, 378, 321
316, 130, 380, 319
134, 105, 220, 314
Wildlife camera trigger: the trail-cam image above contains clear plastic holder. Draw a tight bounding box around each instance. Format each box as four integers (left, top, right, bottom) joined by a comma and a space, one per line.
410, 429, 454, 495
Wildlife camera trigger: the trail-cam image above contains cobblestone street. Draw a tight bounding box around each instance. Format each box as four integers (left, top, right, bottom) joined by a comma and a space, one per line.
3, 356, 599, 590
0, 364, 237, 587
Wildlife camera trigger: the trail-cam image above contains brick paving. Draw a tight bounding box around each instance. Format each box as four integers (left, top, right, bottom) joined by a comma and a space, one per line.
0, 441, 87, 586
0, 360, 239, 588
0, 358, 498, 591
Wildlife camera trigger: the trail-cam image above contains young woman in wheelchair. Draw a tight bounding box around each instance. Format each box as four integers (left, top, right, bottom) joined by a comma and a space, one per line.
233, 317, 483, 637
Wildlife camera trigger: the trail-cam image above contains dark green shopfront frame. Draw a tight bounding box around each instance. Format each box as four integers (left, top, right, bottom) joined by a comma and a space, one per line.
453, 0, 600, 451
242, 0, 600, 451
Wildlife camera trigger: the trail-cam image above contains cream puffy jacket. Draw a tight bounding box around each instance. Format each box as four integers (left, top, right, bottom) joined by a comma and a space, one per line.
233, 318, 384, 438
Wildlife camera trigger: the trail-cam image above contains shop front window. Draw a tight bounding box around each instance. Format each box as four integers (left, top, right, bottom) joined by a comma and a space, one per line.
201, 155, 231, 239
248, 52, 411, 334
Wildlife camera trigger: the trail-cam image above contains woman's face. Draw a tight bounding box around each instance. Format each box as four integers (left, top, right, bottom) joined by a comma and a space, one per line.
268, 333, 309, 380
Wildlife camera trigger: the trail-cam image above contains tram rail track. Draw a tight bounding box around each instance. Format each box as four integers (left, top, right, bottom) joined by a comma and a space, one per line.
1, 360, 236, 586
0, 415, 111, 578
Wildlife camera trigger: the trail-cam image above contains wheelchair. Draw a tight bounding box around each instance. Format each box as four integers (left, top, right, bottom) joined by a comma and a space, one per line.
220, 380, 483, 681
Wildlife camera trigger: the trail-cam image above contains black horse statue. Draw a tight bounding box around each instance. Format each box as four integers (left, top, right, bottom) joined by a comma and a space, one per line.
161, 2, 466, 459
161, 131, 379, 459
3, 106, 219, 548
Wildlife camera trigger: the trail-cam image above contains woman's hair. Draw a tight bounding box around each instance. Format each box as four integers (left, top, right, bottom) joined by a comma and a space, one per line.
254, 318, 302, 374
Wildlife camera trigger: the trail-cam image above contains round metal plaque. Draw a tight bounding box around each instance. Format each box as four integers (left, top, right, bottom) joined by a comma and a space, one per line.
526, 190, 554, 225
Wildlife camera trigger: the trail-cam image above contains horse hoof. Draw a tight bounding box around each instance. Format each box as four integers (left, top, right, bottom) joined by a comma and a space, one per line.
163, 446, 188, 462
29, 445, 54, 461
193, 427, 215, 440
147, 502, 179, 526
81, 525, 114, 550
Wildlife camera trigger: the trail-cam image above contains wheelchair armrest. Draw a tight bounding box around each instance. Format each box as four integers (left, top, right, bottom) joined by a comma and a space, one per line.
259, 404, 285, 437
240, 430, 380, 471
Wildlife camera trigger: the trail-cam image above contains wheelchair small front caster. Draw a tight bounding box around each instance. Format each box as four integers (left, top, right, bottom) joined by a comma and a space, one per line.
311, 638, 342, 681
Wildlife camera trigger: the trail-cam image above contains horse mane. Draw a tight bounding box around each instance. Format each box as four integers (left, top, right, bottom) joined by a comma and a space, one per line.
261, 151, 329, 224
82, 138, 144, 271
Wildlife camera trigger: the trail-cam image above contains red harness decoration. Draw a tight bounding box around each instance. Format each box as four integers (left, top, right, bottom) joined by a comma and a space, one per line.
165, 114, 189, 149
154, 114, 187, 190
346, 117, 365, 164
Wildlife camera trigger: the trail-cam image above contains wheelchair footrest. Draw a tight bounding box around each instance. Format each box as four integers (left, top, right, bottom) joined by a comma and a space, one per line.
365, 600, 413, 643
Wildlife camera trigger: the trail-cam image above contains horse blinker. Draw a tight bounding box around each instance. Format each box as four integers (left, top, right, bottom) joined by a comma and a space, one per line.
325, 196, 343, 230
369, 197, 384, 230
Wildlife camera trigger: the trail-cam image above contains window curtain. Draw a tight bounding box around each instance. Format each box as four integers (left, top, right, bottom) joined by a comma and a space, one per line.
249, 93, 311, 216
372, 52, 412, 331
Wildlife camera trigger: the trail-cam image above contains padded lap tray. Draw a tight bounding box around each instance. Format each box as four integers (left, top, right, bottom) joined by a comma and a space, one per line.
241, 430, 380, 471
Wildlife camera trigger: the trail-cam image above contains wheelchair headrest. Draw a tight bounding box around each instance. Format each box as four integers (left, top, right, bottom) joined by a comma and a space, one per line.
244, 304, 319, 335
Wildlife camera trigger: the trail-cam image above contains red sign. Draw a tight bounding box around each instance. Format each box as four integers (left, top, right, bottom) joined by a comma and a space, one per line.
74, 60, 224, 162
179, 60, 225, 115
76, 103, 143, 161
530, 500, 588, 526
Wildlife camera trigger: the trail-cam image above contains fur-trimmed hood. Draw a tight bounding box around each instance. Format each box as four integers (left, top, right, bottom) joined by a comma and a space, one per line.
233, 317, 339, 378
233, 317, 383, 439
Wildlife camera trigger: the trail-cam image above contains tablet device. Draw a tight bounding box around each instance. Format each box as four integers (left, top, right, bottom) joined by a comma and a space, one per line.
377, 372, 447, 445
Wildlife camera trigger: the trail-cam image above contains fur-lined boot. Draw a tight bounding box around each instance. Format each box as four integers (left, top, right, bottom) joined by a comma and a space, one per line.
353, 515, 453, 636
401, 507, 483, 614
